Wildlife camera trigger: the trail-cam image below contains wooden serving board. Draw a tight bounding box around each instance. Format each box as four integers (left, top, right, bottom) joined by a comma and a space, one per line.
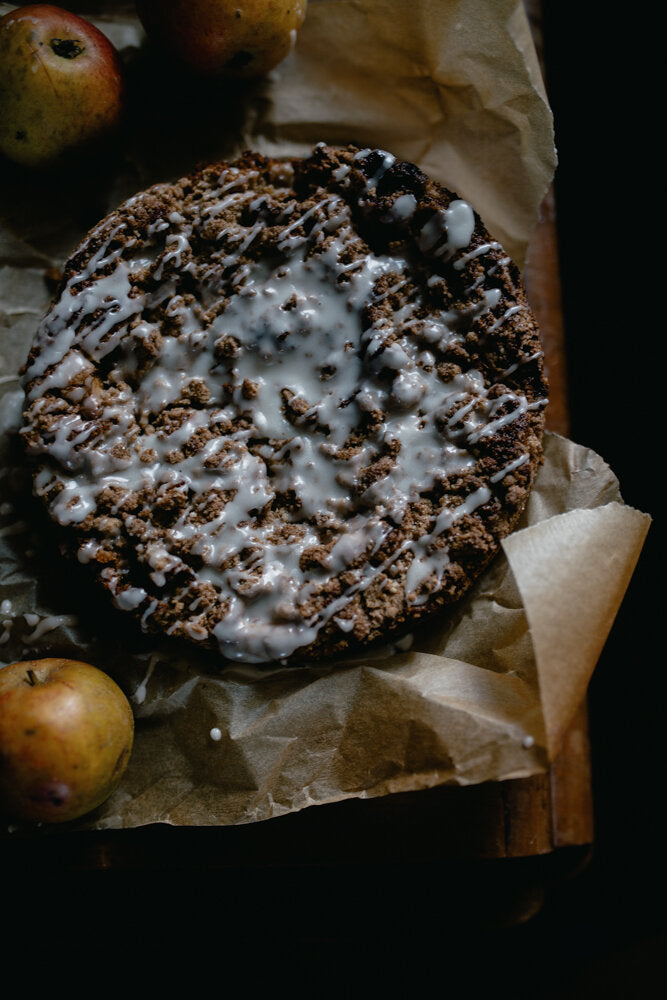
1, 8, 594, 914
0, 185, 594, 898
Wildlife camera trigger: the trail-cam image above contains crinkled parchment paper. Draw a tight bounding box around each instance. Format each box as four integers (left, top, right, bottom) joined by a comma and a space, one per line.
0, 0, 650, 829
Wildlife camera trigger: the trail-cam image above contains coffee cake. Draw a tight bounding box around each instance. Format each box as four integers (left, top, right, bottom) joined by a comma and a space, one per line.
20, 144, 548, 664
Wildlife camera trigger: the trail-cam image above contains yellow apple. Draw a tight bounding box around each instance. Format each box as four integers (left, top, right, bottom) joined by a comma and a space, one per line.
0, 5, 124, 168
0, 657, 134, 824
136, 0, 308, 78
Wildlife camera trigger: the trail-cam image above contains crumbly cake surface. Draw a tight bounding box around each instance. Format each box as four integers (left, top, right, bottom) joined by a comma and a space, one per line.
20, 144, 548, 664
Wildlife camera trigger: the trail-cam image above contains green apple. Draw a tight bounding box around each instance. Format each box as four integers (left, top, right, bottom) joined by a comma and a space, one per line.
0, 5, 124, 168
0, 657, 134, 824
136, 0, 308, 78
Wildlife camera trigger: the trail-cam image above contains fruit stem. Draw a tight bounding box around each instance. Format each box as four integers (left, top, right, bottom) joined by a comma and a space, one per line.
50, 38, 85, 59
26, 669, 37, 686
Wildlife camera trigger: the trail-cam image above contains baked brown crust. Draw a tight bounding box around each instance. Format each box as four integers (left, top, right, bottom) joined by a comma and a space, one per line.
20, 144, 548, 664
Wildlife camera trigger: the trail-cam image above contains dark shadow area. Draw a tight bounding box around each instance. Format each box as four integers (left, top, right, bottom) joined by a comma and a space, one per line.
534, 4, 663, 995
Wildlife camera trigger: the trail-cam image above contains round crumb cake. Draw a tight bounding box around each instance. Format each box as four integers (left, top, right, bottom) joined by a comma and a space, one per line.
20, 144, 548, 665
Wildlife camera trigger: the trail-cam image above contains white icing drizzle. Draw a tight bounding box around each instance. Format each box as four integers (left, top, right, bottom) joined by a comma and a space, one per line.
21, 149, 545, 663
133, 651, 161, 704
454, 241, 502, 271
394, 632, 413, 651
417, 200, 476, 259
24, 613, 78, 643
0, 603, 78, 645
0, 599, 15, 646
490, 453, 529, 484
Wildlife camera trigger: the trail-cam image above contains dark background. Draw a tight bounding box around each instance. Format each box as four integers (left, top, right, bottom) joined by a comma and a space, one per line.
515, 5, 663, 994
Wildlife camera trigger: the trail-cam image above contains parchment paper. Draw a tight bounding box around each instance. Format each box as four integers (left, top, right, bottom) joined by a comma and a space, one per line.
0, 0, 650, 830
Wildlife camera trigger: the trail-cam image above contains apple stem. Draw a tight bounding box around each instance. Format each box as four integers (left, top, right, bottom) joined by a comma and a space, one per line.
26, 669, 37, 687
50, 38, 85, 59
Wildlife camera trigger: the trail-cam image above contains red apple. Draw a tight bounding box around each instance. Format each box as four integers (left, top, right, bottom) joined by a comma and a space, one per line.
0, 657, 134, 824
0, 5, 124, 168
136, 0, 308, 79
